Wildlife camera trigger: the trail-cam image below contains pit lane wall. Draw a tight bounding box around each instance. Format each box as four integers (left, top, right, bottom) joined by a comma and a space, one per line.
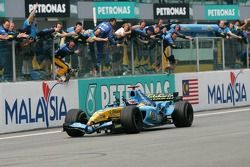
1, 70, 250, 134
0, 81, 79, 134
0, 74, 175, 134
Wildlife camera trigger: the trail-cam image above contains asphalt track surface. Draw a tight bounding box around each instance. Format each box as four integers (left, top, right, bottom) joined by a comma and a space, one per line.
1, 107, 250, 167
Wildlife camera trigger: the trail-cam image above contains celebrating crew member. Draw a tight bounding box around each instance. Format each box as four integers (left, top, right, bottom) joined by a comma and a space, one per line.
54, 40, 80, 82
94, 18, 117, 70
161, 32, 179, 72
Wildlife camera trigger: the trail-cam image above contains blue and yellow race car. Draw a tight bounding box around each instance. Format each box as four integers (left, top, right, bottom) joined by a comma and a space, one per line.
63, 86, 193, 137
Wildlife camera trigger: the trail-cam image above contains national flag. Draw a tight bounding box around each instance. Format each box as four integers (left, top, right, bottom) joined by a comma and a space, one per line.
182, 79, 199, 104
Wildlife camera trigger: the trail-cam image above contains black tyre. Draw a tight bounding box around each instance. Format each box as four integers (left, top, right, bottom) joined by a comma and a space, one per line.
63, 109, 88, 137
172, 101, 193, 127
121, 106, 143, 133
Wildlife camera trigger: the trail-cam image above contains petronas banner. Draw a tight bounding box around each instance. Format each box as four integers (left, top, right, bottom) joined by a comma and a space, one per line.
0, 0, 5, 17
25, 0, 70, 17
153, 3, 190, 19
205, 5, 239, 20
93, 2, 139, 19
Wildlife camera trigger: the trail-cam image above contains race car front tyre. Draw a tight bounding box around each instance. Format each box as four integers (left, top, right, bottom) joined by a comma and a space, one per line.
63, 109, 88, 137
172, 101, 193, 127
121, 106, 143, 133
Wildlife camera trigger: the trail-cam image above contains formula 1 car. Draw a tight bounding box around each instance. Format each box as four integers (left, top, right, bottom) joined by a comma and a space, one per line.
63, 86, 193, 137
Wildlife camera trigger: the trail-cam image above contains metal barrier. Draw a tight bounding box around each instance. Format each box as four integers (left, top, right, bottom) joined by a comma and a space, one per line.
0, 37, 248, 82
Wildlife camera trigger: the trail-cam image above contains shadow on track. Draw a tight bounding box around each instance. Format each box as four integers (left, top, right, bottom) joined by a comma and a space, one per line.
63, 125, 179, 139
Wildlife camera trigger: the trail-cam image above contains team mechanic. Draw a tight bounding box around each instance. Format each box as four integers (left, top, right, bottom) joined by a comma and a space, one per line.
54, 40, 79, 82
94, 18, 117, 70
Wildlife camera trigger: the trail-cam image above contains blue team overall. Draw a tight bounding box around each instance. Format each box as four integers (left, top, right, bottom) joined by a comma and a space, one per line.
0, 25, 12, 81
95, 22, 114, 68
216, 26, 231, 38
23, 19, 37, 39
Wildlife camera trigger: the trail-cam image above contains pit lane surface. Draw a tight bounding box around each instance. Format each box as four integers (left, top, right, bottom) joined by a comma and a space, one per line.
1, 107, 250, 167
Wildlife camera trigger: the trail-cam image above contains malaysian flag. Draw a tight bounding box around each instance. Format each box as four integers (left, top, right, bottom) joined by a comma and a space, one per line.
182, 79, 199, 104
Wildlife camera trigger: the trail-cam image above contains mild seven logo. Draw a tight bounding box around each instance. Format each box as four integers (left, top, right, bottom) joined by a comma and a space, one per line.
5, 82, 67, 127
208, 71, 247, 106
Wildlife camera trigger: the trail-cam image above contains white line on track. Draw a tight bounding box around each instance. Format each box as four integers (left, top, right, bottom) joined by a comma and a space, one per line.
0, 108, 249, 141
195, 108, 249, 117
0, 131, 61, 140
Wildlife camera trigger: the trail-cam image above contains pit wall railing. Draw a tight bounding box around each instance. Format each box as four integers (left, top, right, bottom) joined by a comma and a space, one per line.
0, 37, 248, 82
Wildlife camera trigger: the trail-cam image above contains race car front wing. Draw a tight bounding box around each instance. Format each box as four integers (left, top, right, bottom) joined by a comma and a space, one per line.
64, 121, 113, 134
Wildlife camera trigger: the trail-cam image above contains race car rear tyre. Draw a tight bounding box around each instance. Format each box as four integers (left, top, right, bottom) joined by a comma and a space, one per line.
121, 106, 143, 133
172, 101, 193, 127
63, 109, 88, 137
